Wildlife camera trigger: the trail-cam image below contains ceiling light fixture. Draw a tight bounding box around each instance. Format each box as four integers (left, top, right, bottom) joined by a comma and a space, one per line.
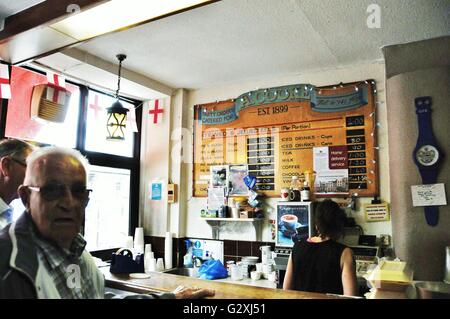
106, 54, 129, 141
50, 0, 213, 41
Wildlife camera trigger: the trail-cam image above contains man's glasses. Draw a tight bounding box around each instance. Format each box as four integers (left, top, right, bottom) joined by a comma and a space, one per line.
26, 183, 92, 201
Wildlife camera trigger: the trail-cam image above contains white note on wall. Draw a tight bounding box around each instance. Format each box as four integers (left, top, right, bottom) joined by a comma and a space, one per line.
411, 183, 447, 207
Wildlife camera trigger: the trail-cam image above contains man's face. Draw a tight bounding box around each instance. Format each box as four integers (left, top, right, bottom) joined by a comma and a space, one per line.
22, 154, 88, 249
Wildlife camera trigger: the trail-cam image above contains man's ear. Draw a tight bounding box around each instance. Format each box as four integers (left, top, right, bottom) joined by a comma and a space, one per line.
18, 185, 31, 210
0, 156, 11, 177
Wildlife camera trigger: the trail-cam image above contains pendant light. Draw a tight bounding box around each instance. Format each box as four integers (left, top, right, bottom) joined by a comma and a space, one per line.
106, 54, 129, 140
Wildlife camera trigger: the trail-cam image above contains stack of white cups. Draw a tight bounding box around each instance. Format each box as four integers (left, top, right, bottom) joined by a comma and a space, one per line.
144, 244, 156, 273
134, 227, 145, 255
260, 245, 273, 279
125, 236, 134, 249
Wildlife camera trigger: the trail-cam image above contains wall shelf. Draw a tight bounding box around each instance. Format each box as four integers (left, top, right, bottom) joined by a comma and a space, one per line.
202, 218, 263, 240
202, 218, 263, 222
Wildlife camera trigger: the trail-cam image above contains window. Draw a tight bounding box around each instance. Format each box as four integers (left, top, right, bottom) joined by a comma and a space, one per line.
84, 165, 130, 251
85, 90, 136, 157
2, 66, 141, 251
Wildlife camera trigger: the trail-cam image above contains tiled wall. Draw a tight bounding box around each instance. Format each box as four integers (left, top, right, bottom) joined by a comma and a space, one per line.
144, 236, 275, 267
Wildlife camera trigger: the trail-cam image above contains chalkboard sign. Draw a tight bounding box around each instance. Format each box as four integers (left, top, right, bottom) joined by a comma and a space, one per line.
276, 202, 314, 247
193, 81, 378, 197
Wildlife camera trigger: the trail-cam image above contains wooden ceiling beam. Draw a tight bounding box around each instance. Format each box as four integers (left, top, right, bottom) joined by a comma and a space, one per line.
0, 0, 108, 43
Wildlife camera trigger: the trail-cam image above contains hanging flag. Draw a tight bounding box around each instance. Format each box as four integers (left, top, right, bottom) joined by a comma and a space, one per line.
127, 106, 138, 132
46, 71, 66, 88
0, 64, 12, 100
46, 86, 66, 105
149, 99, 164, 124
89, 94, 103, 119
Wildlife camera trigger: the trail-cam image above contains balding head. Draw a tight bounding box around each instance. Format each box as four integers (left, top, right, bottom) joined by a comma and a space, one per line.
19, 147, 91, 249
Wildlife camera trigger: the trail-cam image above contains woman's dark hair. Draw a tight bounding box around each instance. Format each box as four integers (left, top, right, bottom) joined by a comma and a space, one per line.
314, 199, 347, 240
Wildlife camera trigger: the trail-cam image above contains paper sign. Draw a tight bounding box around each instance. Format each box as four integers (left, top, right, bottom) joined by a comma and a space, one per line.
411, 183, 447, 206
365, 203, 390, 222
151, 182, 163, 200
313, 147, 349, 195
207, 187, 225, 211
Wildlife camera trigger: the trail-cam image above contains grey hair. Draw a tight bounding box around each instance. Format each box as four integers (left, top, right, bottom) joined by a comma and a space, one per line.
26, 146, 90, 175
0, 138, 34, 159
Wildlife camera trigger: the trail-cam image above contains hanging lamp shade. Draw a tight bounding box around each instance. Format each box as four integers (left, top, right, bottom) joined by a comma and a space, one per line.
106, 54, 129, 140
106, 100, 129, 140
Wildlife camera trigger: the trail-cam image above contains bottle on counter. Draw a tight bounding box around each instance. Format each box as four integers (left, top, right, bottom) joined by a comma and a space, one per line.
301, 180, 310, 202
289, 175, 301, 201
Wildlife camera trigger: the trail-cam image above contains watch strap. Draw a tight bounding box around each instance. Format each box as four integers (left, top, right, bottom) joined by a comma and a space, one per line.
419, 168, 438, 184
415, 96, 434, 142
418, 169, 439, 226
424, 206, 439, 227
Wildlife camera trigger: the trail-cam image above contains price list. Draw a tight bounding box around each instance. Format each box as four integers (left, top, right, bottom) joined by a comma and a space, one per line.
193, 81, 378, 197
247, 136, 276, 191
346, 115, 368, 190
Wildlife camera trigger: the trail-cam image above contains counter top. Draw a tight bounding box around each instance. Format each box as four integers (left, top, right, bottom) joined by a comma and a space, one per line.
215, 276, 277, 289
100, 267, 342, 299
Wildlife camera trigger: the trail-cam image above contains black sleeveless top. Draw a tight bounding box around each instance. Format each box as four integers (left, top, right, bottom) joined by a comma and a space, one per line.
291, 239, 347, 295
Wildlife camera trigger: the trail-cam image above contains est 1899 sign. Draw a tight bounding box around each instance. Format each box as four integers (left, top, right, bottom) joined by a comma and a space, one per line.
193, 80, 378, 198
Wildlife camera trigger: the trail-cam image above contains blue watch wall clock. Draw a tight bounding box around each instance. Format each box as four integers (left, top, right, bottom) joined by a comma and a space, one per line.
412, 96, 443, 226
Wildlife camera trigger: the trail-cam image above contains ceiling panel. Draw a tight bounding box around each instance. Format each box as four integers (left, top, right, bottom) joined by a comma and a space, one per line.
297, 0, 450, 64
77, 0, 339, 89
36, 0, 450, 92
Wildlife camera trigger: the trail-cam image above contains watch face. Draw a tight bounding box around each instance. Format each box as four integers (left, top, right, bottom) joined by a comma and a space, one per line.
416, 145, 440, 166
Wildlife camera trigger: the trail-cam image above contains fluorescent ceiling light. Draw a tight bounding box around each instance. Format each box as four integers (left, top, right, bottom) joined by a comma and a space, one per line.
50, 0, 211, 41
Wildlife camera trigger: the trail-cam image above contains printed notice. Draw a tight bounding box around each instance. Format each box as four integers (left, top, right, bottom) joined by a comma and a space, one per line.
365, 203, 390, 222
151, 182, 162, 200
411, 183, 447, 207
313, 147, 349, 195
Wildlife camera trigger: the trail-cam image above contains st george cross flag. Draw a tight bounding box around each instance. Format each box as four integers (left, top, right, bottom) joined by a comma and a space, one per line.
46, 71, 67, 104
0, 64, 12, 100
46, 86, 66, 105
149, 99, 164, 124
46, 72, 66, 88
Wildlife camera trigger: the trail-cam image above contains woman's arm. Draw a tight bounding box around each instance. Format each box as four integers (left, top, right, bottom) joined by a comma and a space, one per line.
340, 247, 358, 296
282, 255, 294, 290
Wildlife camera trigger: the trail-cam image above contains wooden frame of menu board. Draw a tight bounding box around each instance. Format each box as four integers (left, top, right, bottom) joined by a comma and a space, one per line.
193, 80, 378, 198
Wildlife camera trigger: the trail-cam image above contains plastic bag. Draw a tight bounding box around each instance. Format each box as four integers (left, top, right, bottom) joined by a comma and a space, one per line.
198, 259, 228, 280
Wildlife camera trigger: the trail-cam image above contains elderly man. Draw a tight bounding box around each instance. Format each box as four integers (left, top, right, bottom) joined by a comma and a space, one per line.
0, 147, 214, 299
0, 138, 34, 229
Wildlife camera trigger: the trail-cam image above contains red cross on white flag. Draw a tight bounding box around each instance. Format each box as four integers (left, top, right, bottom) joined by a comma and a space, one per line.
89, 94, 103, 119
46, 72, 66, 88
0, 64, 12, 100
46, 86, 66, 105
149, 99, 164, 124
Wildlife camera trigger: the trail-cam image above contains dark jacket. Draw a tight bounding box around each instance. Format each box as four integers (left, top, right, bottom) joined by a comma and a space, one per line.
0, 213, 173, 299
0, 213, 41, 298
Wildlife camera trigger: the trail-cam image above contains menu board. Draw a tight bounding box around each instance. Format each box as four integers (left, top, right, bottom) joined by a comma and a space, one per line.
193, 81, 378, 197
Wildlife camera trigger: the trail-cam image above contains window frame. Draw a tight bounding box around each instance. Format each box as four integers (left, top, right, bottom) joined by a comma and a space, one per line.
1, 65, 142, 248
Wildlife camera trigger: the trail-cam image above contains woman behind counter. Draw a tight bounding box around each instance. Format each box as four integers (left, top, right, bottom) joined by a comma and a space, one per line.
283, 199, 358, 296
